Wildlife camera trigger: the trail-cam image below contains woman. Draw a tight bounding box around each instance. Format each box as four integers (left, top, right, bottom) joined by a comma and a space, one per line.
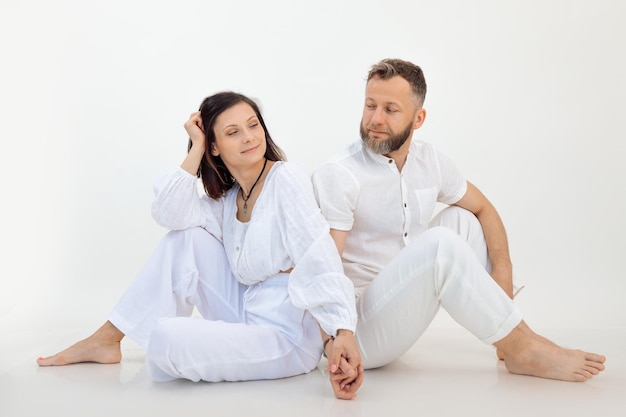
37, 91, 363, 399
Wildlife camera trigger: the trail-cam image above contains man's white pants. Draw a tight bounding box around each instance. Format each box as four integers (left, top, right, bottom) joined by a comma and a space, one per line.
355, 207, 524, 369
108, 227, 321, 382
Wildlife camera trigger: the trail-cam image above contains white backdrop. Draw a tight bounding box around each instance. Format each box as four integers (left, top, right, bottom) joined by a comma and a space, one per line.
1, 0, 624, 332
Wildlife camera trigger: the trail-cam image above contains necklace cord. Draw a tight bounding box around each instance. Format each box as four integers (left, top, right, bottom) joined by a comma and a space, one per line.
240, 158, 268, 214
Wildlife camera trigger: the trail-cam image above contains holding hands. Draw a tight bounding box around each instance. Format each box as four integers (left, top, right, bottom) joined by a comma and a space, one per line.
324, 330, 364, 400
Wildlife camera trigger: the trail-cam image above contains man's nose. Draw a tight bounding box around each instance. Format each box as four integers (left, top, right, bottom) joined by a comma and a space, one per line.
370, 107, 385, 125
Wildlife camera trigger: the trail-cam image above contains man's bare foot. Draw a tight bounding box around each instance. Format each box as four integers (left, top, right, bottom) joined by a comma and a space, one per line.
37, 321, 124, 366
496, 322, 557, 361
496, 326, 606, 381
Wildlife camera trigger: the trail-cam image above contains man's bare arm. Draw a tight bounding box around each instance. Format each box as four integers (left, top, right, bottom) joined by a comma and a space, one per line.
454, 181, 514, 298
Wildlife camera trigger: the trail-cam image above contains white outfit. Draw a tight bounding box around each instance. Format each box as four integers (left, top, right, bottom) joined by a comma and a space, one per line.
312, 140, 523, 368
109, 161, 357, 382
312, 140, 466, 297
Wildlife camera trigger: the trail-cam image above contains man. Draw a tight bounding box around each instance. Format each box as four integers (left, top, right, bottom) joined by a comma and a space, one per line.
312, 58, 605, 384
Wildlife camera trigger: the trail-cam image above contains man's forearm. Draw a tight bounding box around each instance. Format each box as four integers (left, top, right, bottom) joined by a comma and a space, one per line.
476, 205, 514, 298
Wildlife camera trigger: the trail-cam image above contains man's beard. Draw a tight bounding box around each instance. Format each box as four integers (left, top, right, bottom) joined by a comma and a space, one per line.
360, 120, 413, 155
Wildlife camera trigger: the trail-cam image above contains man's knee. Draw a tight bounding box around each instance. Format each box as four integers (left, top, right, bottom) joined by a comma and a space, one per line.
408, 227, 465, 257
429, 206, 490, 270
430, 206, 478, 230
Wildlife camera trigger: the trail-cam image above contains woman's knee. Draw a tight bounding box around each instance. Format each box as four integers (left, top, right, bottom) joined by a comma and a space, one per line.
159, 228, 227, 267
163, 227, 220, 249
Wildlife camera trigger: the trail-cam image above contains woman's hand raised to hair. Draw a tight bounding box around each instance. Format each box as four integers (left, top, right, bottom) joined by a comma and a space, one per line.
184, 111, 207, 155
181, 111, 207, 176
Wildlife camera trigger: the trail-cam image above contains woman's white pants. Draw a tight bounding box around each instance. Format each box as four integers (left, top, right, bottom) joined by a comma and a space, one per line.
108, 227, 321, 382
355, 207, 524, 369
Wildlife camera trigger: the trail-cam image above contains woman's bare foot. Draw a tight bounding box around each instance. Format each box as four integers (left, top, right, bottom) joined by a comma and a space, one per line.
495, 325, 606, 381
496, 348, 505, 360
37, 321, 124, 366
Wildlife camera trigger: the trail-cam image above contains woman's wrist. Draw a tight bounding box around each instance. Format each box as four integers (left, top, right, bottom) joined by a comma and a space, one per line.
322, 335, 334, 358
323, 335, 334, 350
323, 329, 354, 357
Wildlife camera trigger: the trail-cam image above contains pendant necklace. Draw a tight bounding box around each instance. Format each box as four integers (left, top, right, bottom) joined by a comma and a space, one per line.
240, 158, 268, 215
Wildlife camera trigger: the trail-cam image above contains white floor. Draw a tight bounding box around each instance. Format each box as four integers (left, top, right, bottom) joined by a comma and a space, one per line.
2, 317, 624, 417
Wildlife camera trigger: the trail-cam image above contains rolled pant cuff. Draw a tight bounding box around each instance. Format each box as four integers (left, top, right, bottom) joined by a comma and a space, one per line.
481, 307, 523, 345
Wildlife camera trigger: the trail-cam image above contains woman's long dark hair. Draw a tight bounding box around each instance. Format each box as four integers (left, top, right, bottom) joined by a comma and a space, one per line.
189, 91, 286, 199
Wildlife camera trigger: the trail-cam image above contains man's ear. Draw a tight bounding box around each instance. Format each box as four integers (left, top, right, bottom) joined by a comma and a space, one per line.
413, 108, 427, 129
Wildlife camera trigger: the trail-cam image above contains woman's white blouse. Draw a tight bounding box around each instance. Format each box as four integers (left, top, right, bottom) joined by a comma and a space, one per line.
151, 161, 357, 336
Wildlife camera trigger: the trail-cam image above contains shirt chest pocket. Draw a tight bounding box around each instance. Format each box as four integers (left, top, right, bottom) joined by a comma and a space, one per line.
414, 186, 438, 226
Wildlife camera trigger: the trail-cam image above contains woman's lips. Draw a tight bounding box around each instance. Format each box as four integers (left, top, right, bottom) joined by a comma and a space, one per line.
242, 145, 259, 154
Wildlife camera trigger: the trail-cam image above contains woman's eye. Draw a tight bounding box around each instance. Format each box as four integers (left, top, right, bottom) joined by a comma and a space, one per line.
227, 130, 238, 136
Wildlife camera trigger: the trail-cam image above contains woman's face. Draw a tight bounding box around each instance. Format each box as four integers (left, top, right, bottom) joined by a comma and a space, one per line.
210, 102, 267, 169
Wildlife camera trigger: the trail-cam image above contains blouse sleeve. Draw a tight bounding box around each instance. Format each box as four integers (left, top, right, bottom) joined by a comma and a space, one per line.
151, 167, 223, 240
276, 163, 357, 337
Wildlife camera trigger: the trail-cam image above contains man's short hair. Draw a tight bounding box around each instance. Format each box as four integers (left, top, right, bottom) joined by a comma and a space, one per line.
367, 58, 427, 107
